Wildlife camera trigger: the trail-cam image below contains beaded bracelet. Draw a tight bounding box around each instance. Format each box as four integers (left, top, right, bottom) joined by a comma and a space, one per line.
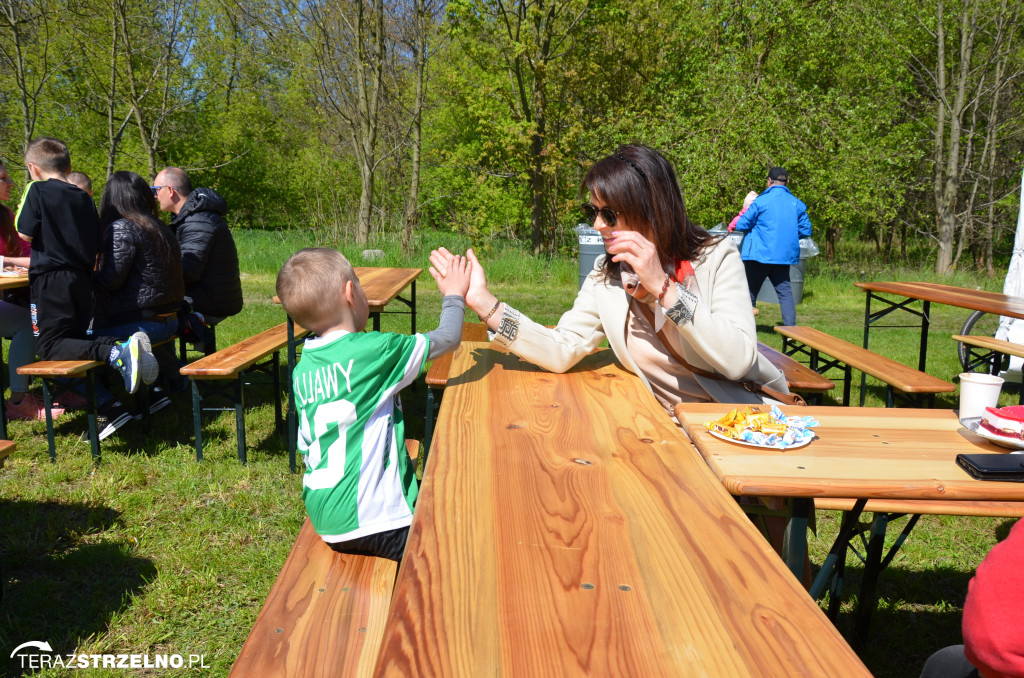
656, 275, 671, 304
480, 300, 501, 322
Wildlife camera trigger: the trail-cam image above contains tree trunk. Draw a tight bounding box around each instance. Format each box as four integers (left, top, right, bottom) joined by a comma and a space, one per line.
402, 0, 426, 251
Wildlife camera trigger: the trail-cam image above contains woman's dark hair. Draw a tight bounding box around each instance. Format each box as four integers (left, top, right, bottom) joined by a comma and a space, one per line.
98, 171, 174, 262
584, 144, 717, 281
0, 161, 20, 255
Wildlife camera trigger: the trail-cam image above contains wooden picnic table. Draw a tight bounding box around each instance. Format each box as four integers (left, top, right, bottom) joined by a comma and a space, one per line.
374, 343, 869, 677
855, 280, 1024, 374
676, 403, 1024, 643
0, 270, 28, 290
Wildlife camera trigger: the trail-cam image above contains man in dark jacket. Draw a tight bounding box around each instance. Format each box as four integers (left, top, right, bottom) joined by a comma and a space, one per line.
153, 166, 243, 325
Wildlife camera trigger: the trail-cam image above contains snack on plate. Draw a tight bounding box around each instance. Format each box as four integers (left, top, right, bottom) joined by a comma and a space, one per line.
704, 405, 818, 449
980, 405, 1024, 439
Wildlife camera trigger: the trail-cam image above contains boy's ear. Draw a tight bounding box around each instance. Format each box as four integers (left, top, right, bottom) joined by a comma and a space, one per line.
343, 279, 355, 306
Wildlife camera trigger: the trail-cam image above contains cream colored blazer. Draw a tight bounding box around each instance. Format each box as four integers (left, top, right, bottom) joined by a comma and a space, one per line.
492, 238, 788, 404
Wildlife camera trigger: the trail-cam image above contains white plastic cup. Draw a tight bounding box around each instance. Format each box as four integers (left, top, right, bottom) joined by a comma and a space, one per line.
959, 372, 1004, 420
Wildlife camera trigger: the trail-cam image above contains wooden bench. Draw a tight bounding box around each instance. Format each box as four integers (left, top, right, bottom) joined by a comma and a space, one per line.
18, 359, 107, 461
180, 322, 309, 464
18, 330, 181, 462
423, 323, 490, 453
953, 333, 1024, 405
775, 325, 955, 407
0, 439, 15, 468
756, 341, 834, 404
229, 517, 398, 678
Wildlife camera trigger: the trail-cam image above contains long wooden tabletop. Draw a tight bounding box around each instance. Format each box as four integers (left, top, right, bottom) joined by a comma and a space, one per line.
0, 271, 28, 291
375, 344, 869, 677
676, 404, 1024, 500
353, 266, 421, 311
855, 280, 1024, 319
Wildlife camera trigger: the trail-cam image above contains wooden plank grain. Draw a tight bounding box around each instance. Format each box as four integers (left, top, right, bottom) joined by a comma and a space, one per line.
229, 520, 396, 678
376, 346, 868, 677
678, 404, 1024, 501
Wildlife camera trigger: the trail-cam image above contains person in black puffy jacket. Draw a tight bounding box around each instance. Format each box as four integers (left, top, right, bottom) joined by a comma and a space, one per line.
153, 167, 243, 322
94, 171, 184, 344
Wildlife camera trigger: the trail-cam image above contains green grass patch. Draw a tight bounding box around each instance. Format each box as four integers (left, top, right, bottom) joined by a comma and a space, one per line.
0, 229, 1015, 677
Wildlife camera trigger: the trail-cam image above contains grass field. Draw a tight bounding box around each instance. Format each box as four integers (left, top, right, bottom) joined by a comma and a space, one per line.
0, 228, 1017, 677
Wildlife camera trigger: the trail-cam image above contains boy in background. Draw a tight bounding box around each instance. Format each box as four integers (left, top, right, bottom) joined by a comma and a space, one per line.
276, 248, 469, 561
67, 171, 93, 198
15, 137, 157, 398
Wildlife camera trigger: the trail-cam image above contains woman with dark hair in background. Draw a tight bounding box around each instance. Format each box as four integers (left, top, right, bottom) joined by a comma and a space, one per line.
93, 171, 184, 343
86, 171, 184, 436
0, 160, 55, 420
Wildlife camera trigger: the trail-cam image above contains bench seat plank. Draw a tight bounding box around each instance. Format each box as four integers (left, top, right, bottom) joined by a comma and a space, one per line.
815, 497, 1024, 518
757, 342, 834, 393
953, 334, 1024, 358
181, 323, 294, 379
0, 440, 15, 468
229, 519, 397, 678
18, 360, 104, 377
776, 325, 954, 394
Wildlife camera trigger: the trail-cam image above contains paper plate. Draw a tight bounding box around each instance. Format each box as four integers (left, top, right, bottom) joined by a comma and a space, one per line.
708, 429, 812, 450
960, 416, 1024, 452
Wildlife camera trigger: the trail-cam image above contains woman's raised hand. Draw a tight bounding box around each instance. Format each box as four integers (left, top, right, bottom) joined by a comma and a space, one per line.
430, 247, 496, 319
604, 230, 667, 300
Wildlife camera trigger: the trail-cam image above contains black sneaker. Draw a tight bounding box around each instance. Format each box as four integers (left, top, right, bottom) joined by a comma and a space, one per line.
81, 401, 133, 442
134, 387, 172, 421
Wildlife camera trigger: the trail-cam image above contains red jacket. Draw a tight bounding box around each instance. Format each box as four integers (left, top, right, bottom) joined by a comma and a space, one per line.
963, 518, 1024, 677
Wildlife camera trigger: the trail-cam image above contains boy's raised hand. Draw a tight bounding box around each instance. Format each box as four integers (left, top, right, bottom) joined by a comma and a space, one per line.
430, 252, 471, 298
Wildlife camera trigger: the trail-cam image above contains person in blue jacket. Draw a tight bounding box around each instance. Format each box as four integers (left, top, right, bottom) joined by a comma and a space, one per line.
733, 166, 812, 326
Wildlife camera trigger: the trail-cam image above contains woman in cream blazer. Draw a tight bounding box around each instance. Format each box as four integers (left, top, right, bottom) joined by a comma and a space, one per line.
432, 144, 789, 413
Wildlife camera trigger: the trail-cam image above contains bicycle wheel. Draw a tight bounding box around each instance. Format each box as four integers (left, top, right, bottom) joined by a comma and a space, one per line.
958, 310, 1008, 373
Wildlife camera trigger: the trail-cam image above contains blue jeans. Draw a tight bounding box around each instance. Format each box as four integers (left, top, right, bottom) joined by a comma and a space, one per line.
91, 316, 179, 345
744, 260, 797, 326
73, 316, 180, 406
0, 299, 34, 392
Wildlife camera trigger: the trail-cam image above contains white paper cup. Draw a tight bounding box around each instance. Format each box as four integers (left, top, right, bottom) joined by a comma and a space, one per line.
959, 372, 1004, 420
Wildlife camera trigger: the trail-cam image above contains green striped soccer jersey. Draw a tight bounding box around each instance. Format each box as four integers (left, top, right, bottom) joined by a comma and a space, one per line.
295, 330, 427, 542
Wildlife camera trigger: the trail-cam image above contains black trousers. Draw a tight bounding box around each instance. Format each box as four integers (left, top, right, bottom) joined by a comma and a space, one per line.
327, 526, 410, 562
31, 270, 115, 361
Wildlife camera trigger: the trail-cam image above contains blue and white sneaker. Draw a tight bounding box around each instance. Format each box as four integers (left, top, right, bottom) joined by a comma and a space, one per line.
109, 332, 158, 395
131, 332, 160, 386
110, 336, 143, 394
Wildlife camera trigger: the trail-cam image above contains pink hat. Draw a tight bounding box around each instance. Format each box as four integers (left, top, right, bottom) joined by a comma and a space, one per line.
742, 191, 758, 210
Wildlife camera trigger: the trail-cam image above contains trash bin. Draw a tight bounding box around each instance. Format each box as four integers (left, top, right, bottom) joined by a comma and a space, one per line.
707, 225, 820, 305
574, 223, 604, 290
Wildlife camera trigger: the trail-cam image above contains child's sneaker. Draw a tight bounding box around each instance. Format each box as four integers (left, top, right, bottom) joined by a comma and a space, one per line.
131, 332, 160, 386
6, 394, 64, 421
109, 332, 158, 394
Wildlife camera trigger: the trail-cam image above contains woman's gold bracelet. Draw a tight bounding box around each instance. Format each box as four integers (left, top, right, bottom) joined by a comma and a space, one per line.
480, 300, 501, 322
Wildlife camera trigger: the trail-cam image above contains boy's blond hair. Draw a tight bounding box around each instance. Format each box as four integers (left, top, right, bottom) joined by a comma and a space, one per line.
277, 248, 357, 334
25, 137, 71, 174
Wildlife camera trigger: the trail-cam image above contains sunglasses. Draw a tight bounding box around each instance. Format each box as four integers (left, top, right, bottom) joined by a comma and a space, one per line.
150, 185, 166, 196
581, 202, 617, 227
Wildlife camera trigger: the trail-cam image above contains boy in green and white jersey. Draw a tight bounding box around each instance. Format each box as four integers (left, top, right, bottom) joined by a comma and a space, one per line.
277, 248, 470, 561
